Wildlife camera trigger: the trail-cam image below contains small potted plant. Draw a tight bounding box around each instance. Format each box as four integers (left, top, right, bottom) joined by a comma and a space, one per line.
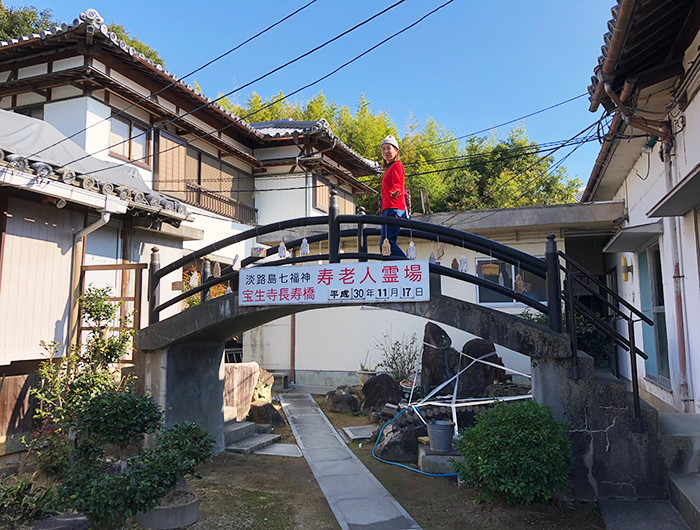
359, 352, 377, 386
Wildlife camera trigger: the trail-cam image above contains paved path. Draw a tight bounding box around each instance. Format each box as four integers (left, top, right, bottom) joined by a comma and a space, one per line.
279, 394, 422, 530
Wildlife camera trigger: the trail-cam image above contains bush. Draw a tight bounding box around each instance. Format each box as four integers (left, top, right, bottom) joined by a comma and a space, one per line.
0, 475, 60, 528
373, 330, 420, 381
453, 399, 572, 504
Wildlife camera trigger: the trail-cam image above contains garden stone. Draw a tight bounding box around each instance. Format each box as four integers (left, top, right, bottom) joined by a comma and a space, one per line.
326, 393, 359, 413
458, 338, 508, 397
33, 514, 90, 530
361, 374, 403, 412
250, 399, 285, 426
374, 424, 427, 462
253, 369, 274, 402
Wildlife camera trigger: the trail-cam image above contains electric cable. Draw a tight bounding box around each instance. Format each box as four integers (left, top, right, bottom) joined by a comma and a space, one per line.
58, 0, 410, 169
25, 0, 320, 159
70, 0, 455, 180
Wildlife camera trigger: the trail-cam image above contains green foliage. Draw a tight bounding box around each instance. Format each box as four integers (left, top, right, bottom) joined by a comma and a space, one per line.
453, 399, 572, 504
25, 287, 215, 529
0, 475, 60, 528
0, 4, 57, 40
519, 309, 613, 365
77, 392, 163, 454
107, 23, 164, 66
373, 331, 419, 381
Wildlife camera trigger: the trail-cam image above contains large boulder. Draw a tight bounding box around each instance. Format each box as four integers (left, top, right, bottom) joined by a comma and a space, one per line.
249, 399, 285, 426
374, 424, 427, 462
421, 322, 507, 398
362, 374, 403, 412
253, 369, 275, 402
325, 393, 359, 413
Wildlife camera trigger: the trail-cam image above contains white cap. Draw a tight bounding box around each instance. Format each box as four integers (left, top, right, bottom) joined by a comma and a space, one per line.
381, 135, 399, 150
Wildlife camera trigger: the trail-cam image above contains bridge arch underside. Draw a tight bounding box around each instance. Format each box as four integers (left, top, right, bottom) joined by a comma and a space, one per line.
135, 289, 569, 360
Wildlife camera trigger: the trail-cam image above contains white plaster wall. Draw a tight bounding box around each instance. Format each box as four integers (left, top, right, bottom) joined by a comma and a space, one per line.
53, 56, 83, 72
183, 209, 252, 264
255, 173, 310, 225
17, 63, 47, 79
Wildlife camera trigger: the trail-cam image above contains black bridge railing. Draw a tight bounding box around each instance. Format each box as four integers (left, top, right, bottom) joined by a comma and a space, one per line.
147, 190, 650, 422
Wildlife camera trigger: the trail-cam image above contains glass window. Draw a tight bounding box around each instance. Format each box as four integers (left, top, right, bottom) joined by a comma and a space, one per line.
476, 258, 546, 304
131, 124, 148, 163
110, 117, 130, 158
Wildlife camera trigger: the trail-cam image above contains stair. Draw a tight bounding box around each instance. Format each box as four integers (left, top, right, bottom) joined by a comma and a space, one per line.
660, 414, 700, 530
222, 411, 282, 455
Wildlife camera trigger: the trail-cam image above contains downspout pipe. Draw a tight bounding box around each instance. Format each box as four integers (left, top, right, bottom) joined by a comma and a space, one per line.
590, 0, 637, 112
68, 211, 111, 349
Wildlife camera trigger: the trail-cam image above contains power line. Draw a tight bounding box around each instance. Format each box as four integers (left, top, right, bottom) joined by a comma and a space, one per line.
26, 0, 320, 159
424, 93, 589, 148
61, 0, 409, 170
75, 0, 455, 180
438, 118, 603, 226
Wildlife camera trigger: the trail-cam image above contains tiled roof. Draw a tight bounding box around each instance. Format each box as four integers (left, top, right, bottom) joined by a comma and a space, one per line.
251, 118, 380, 173
0, 9, 265, 142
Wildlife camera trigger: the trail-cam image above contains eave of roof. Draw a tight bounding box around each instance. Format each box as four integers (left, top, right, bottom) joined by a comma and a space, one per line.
0, 9, 266, 148
582, 0, 698, 202
251, 119, 380, 177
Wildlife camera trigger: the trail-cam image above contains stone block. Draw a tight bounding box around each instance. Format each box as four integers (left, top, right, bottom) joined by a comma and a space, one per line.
418, 444, 462, 475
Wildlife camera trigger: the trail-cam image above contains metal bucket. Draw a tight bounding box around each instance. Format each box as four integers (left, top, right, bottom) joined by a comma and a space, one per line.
427, 420, 454, 452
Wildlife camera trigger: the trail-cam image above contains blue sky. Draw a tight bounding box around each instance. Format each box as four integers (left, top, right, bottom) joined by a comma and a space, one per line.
43, 0, 614, 185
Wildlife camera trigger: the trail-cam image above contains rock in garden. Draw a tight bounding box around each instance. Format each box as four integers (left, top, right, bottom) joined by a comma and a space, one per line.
362, 374, 403, 412
33, 514, 90, 530
326, 393, 359, 413
374, 424, 427, 462
249, 399, 285, 426
459, 338, 507, 397
253, 369, 275, 402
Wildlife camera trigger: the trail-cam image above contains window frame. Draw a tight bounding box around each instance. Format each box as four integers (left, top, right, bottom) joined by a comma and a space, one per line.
109, 113, 152, 170
475, 256, 547, 306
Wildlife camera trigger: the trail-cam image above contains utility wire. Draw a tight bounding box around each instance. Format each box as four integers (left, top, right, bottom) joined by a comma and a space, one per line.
26, 0, 319, 159
60, 0, 409, 170
424, 93, 588, 148
75, 0, 455, 180
438, 117, 603, 226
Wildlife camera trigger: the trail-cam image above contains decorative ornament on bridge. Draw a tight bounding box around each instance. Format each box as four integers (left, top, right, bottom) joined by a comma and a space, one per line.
459, 255, 468, 273
498, 270, 505, 286
514, 274, 524, 294
301, 238, 310, 255
436, 245, 445, 260
225, 285, 232, 295
213, 262, 221, 278
382, 239, 391, 256
278, 241, 287, 259
232, 254, 240, 270
451, 257, 459, 270
407, 241, 417, 259
429, 252, 436, 264
189, 270, 199, 287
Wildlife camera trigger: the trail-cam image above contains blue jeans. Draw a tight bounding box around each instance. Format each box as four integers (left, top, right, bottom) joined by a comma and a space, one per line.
380, 208, 407, 257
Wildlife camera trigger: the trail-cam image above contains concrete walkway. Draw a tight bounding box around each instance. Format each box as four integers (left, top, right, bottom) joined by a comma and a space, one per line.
279, 394, 422, 530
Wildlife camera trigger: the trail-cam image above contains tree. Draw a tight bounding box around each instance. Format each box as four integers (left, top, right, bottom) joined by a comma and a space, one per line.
107, 23, 164, 66
0, 3, 57, 40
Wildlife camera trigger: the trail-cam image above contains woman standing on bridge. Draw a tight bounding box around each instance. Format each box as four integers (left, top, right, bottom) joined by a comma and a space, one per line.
380, 135, 407, 257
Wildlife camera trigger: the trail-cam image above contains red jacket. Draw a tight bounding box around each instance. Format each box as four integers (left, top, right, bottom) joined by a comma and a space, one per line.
381, 161, 406, 210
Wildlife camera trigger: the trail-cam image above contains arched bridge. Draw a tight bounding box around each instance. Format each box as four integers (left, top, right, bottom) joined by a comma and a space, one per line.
134, 191, 651, 474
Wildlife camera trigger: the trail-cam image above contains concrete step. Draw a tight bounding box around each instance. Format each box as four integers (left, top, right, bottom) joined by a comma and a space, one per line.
669, 473, 700, 530
223, 421, 255, 446
225, 433, 281, 455
599, 499, 690, 530
660, 414, 700, 474
418, 444, 462, 475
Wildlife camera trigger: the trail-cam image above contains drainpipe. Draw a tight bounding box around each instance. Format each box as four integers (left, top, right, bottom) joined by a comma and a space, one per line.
68, 211, 111, 349
662, 136, 692, 412
589, 0, 637, 112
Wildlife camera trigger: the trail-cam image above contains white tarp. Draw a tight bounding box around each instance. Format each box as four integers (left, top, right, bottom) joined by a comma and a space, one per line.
239, 260, 430, 306
0, 108, 151, 193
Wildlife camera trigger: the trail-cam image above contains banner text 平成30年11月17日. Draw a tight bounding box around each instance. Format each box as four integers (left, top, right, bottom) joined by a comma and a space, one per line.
238, 260, 430, 306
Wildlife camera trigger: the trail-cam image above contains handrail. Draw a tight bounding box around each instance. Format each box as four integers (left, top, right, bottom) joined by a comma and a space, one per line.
558, 250, 652, 326
163, 252, 549, 316
339, 214, 547, 275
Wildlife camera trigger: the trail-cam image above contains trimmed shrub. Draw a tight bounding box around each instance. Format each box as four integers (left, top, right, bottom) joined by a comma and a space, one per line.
452, 399, 572, 504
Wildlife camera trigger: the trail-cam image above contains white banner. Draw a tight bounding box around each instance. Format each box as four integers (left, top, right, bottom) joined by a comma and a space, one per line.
238, 260, 430, 306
